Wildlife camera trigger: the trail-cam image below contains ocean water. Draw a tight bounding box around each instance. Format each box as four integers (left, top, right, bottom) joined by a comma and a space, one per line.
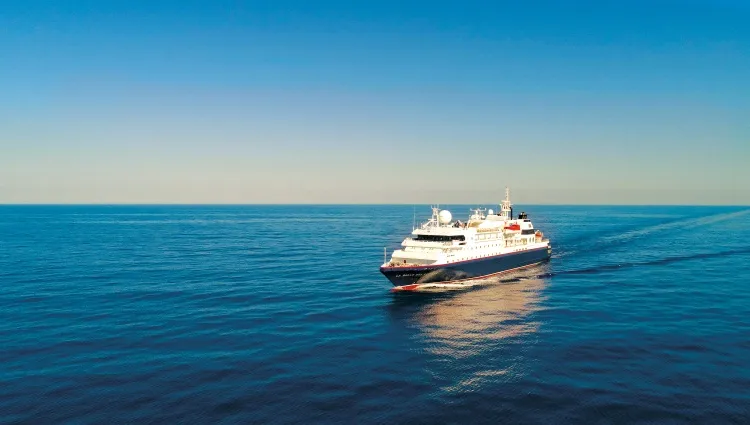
1, 204, 750, 424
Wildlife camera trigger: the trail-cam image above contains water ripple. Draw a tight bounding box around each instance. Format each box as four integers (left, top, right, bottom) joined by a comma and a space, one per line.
1, 205, 749, 423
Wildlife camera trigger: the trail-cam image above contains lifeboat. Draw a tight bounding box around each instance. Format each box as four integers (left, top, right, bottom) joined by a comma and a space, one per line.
504, 224, 521, 231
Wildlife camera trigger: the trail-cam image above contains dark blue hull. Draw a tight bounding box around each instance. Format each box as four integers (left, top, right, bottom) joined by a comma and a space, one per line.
380, 245, 551, 287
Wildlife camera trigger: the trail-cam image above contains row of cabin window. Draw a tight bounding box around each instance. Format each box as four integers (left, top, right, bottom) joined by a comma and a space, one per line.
452, 243, 537, 260
414, 235, 465, 242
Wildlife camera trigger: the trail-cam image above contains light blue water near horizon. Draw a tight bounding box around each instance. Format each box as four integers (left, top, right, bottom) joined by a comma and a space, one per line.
1, 204, 750, 424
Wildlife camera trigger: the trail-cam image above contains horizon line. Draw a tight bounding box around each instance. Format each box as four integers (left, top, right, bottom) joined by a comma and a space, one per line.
2, 203, 749, 207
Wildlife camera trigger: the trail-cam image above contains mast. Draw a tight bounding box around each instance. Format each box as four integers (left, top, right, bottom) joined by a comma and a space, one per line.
432, 205, 441, 227
500, 186, 512, 220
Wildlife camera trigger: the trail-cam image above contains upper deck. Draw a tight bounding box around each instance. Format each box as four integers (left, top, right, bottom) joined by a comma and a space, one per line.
383, 187, 549, 267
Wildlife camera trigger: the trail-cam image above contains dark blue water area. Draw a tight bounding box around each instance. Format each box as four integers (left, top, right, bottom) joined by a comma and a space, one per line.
1, 204, 750, 424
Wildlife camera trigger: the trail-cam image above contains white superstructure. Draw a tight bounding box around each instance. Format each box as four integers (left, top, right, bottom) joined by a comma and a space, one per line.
383, 188, 550, 267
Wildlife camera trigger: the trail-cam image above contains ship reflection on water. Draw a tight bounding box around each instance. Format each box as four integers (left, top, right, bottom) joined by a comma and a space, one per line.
387, 266, 550, 391
421, 278, 546, 355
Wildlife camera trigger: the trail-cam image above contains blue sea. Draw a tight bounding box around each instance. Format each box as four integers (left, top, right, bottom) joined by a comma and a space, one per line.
2, 205, 750, 424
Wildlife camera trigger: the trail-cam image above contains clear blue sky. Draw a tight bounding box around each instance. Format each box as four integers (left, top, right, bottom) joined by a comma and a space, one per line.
1, 0, 748, 204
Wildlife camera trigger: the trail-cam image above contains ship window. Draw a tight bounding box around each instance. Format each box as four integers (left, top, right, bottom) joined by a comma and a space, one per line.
414, 235, 465, 242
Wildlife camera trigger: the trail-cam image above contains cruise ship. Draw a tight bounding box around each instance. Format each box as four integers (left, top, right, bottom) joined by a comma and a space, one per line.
380, 188, 551, 291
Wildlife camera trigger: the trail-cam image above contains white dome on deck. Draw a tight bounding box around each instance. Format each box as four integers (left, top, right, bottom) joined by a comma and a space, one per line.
438, 210, 452, 224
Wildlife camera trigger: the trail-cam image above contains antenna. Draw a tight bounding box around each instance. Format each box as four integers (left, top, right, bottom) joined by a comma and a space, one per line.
412, 204, 416, 231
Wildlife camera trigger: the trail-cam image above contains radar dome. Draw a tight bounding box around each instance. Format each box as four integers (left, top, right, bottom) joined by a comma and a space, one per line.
438, 210, 452, 224
488, 209, 494, 215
